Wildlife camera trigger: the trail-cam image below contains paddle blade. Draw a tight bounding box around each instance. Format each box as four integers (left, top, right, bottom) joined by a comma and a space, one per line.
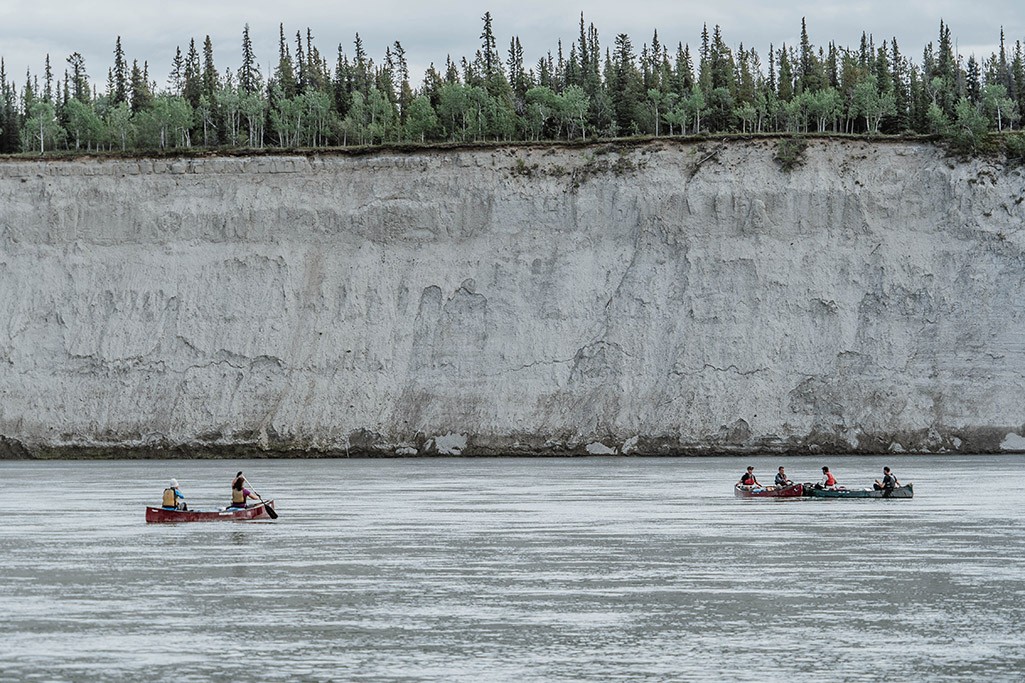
264, 501, 278, 519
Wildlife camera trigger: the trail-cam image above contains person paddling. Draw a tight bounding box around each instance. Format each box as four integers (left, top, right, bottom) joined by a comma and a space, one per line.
774, 466, 792, 487
739, 466, 762, 487
229, 471, 260, 509
162, 479, 187, 510
874, 466, 900, 492
820, 466, 837, 488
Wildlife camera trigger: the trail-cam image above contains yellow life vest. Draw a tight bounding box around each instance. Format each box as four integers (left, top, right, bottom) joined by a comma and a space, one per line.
232, 487, 246, 504
162, 488, 177, 507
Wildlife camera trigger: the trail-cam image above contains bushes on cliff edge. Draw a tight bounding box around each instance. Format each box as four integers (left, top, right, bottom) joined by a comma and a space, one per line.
1005, 134, 1025, 166
943, 98, 994, 155
774, 137, 808, 172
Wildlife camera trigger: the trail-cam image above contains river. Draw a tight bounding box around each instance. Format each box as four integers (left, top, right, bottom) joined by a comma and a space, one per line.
1, 455, 1023, 682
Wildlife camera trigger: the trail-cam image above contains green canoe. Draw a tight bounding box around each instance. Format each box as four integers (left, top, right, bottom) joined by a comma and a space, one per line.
805, 483, 913, 499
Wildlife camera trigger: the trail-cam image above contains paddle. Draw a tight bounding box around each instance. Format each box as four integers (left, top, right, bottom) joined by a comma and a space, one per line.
244, 478, 278, 519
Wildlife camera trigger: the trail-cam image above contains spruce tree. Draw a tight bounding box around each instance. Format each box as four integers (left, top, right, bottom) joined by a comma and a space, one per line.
43, 55, 53, 102
826, 43, 839, 89
202, 36, 219, 99
353, 34, 371, 96
698, 24, 712, 92
130, 59, 152, 113
891, 39, 910, 131
0, 59, 22, 152
480, 12, 498, 78
239, 24, 260, 95
274, 25, 297, 97
393, 41, 414, 120
66, 52, 90, 103
966, 56, 982, 102
168, 47, 184, 94
778, 45, 794, 101
113, 37, 128, 105
183, 39, 202, 107
507, 37, 528, 103
674, 43, 695, 96
294, 30, 306, 92
1012, 41, 1025, 123
799, 18, 818, 93
611, 33, 643, 134
332, 44, 353, 118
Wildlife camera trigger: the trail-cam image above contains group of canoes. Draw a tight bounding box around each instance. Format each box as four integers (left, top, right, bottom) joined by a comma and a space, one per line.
145, 463, 911, 523
735, 465, 914, 499
144, 471, 278, 522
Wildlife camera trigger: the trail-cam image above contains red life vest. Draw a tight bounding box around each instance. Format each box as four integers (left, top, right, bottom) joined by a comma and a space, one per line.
824, 472, 836, 486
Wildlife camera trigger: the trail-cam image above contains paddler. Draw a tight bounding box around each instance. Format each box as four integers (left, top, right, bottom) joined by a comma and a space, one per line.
774, 466, 792, 487
739, 466, 762, 487
820, 466, 837, 488
162, 479, 187, 510
229, 471, 260, 509
873, 466, 900, 492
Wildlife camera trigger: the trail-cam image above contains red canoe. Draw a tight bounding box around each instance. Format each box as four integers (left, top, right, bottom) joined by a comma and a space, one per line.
145, 500, 277, 523
734, 483, 804, 498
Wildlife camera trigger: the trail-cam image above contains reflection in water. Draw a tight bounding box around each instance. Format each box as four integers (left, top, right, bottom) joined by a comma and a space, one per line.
0, 455, 1023, 682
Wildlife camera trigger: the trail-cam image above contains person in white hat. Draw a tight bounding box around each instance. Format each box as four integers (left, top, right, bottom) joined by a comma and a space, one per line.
161, 478, 187, 510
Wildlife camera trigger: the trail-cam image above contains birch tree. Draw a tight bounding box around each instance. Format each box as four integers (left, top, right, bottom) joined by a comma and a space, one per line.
24, 101, 62, 154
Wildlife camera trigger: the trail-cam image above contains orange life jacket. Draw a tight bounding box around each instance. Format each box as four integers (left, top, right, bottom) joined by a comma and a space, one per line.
824, 472, 836, 487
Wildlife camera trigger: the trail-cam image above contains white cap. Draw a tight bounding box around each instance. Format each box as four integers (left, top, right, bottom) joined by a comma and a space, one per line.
170, 479, 178, 488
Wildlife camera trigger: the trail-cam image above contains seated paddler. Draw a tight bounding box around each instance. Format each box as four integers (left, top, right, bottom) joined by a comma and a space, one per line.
162, 479, 187, 510
873, 466, 900, 492
739, 466, 762, 488
229, 471, 260, 508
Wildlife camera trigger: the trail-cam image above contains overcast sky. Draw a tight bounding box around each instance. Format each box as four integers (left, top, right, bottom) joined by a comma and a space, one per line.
1, 0, 1022, 91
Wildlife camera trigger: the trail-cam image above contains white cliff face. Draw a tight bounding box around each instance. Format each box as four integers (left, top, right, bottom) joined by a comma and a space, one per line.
1, 139, 1024, 457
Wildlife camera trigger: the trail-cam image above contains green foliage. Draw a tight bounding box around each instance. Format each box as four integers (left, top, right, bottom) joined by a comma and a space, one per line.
946, 98, 990, 154
926, 103, 949, 135
511, 157, 533, 176
663, 98, 688, 135
806, 88, 842, 133
981, 84, 1020, 131
64, 99, 103, 150
685, 86, 706, 134
774, 136, 808, 172
851, 75, 896, 134
1003, 133, 1025, 165
562, 86, 590, 139
22, 101, 64, 154
104, 102, 134, 151
781, 97, 805, 133
734, 102, 757, 133
1, 16, 1022, 156
239, 93, 266, 147
269, 88, 303, 147
134, 95, 193, 149
269, 89, 337, 148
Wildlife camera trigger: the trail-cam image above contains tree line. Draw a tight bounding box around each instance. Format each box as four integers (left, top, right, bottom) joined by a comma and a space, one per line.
1, 15, 1023, 156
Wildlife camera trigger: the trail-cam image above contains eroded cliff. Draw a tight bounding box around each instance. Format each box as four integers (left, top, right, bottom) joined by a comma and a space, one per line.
2, 139, 1024, 457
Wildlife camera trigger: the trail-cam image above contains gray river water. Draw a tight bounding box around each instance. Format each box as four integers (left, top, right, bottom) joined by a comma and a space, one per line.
0, 455, 1023, 682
